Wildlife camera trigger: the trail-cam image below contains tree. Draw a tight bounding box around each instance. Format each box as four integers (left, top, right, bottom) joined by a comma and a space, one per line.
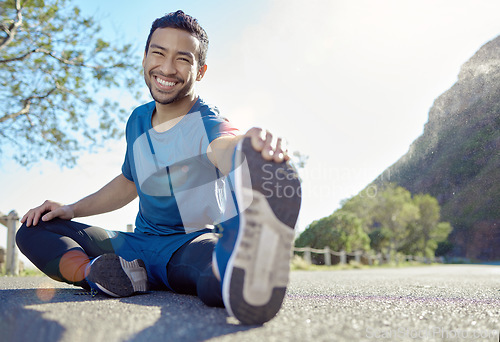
371, 184, 420, 252
0, 0, 142, 167
413, 194, 452, 257
295, 211, 370, 253
368, 227, 391, 253
397, 194, 452, 257
331, 184, 453, 257
290, 150, 309, 169
340, 186, 378, 233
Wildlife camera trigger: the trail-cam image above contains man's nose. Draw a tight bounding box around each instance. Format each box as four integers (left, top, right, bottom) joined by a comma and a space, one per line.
159, 58, 176, 75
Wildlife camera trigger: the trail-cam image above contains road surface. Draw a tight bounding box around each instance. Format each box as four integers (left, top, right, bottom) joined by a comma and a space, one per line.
0, 265, 499, 342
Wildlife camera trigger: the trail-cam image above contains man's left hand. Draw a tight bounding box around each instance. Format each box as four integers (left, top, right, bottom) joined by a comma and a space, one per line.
244, 127, 290, 163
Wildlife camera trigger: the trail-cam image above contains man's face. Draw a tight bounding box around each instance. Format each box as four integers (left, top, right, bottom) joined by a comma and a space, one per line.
143, 27, 205, 105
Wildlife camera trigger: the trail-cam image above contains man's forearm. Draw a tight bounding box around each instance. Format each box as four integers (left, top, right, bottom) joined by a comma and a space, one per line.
71, 174, 137, 218
207, 128, 289, 175
207, 134, 245, 175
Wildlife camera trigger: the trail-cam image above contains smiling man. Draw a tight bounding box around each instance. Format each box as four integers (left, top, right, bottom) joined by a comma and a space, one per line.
16, 10, 301, 325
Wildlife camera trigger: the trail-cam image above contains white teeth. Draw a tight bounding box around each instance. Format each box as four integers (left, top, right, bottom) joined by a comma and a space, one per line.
156, 77, 176, 87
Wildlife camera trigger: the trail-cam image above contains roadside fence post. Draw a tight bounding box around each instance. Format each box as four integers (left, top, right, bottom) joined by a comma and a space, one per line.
340, 250, 346, 265
6, 211, 20, 275
355, 250, 361, 264
304, 247, 312, 265
324, 246, 331, 266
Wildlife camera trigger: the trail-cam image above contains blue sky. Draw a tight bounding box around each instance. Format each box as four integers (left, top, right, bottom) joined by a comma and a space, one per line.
1, 0, 500, 264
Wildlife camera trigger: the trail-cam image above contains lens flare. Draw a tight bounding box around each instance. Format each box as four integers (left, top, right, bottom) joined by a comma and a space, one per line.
59, 250, 90, 283
36, 282, 56, 302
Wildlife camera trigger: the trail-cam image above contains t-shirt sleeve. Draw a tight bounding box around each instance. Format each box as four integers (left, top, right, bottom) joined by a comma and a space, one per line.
200, 114, 240, 166
122, 150, 133, 181
204, 115, 240, 144
121, 119, 134, 182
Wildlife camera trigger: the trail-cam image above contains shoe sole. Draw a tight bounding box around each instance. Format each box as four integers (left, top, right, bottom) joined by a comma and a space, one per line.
87, 254, 149, 297
222, 138, 301, 325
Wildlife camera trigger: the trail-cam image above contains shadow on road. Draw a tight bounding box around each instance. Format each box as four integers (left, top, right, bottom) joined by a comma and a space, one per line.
121, 290, 256, 341
0, 289, 67, 342
0, 287, 257, 341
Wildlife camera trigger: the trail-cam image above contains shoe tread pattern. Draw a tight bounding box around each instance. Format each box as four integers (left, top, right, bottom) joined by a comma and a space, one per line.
225, 138, 301, 325
87, 254, 146, 297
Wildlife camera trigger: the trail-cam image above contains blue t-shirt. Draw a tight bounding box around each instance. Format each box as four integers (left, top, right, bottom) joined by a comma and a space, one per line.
122, 98, 239, 235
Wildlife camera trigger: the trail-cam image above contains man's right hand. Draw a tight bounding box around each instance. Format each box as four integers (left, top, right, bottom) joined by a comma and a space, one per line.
21, 200, 75, 227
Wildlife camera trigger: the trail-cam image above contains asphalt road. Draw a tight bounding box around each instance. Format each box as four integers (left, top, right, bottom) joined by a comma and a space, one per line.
0, 265, 499, 342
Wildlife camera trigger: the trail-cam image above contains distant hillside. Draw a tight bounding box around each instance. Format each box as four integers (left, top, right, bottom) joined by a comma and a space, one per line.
373, 36, 500, 261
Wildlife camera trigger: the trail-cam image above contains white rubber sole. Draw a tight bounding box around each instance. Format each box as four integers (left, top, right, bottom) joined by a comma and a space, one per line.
221, 139, 299, 325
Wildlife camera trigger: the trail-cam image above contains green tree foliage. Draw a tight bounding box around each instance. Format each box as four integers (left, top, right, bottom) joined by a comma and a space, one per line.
340, 188, 377, 233
371, 184, 420, 252
0, 0, 142, 166
295, 211, 370, 252
298, 183, 453, 258
368, 227, 391, 253
399, 194, 452, 257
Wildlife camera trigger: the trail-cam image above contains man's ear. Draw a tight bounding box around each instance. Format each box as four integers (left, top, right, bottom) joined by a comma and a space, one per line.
197, 64, 208, 81
142, 51, 147, 69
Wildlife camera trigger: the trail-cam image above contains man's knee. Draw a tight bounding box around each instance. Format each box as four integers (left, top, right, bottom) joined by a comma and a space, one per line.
15, 219, 55, 251
16, 222, 32, 250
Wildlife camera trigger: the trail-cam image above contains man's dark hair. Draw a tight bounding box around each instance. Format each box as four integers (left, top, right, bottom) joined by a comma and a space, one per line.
145, 10, 209, 67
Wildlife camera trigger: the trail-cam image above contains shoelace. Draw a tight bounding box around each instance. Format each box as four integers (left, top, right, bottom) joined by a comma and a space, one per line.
75, 288, 99, 297
213, 223, 224, 237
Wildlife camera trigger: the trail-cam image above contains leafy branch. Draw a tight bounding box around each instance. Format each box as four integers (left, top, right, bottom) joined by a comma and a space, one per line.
0, 0, 142, 167
0, 0, 23, 51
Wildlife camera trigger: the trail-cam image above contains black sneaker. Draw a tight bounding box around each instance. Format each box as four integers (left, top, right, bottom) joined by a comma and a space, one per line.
85, 254, 149, 297
213, 137, 302, 325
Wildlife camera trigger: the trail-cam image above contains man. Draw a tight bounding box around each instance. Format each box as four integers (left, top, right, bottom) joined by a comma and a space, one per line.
17, 10, 301, 325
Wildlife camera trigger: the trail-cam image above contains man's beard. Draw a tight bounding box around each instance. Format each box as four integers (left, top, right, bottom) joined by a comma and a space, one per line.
149, 88, 182, 105
145, 72, 192, 105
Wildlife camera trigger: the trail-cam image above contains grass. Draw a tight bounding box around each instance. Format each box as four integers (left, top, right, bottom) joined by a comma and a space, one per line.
290, 255, 443, 271
0, 264, 44, 277
18, 268, 44, 276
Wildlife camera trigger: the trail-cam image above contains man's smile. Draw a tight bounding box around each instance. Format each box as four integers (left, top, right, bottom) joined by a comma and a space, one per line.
153, 75, 181, 90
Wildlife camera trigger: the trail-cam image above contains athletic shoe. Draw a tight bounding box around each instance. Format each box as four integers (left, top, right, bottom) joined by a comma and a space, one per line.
85, 253, 149, 297
213, 137, 301, 325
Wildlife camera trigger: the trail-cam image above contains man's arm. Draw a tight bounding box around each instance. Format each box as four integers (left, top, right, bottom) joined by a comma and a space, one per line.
207, 127, 290, 175
21, 173, 137, 227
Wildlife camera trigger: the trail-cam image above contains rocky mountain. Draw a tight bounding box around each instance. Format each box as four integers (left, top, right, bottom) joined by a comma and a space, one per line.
373, 35, 500, 261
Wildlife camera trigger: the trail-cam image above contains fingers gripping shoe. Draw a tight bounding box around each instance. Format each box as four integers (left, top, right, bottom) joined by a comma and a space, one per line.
213, 137, 301, 325
85, 254, 149, 297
